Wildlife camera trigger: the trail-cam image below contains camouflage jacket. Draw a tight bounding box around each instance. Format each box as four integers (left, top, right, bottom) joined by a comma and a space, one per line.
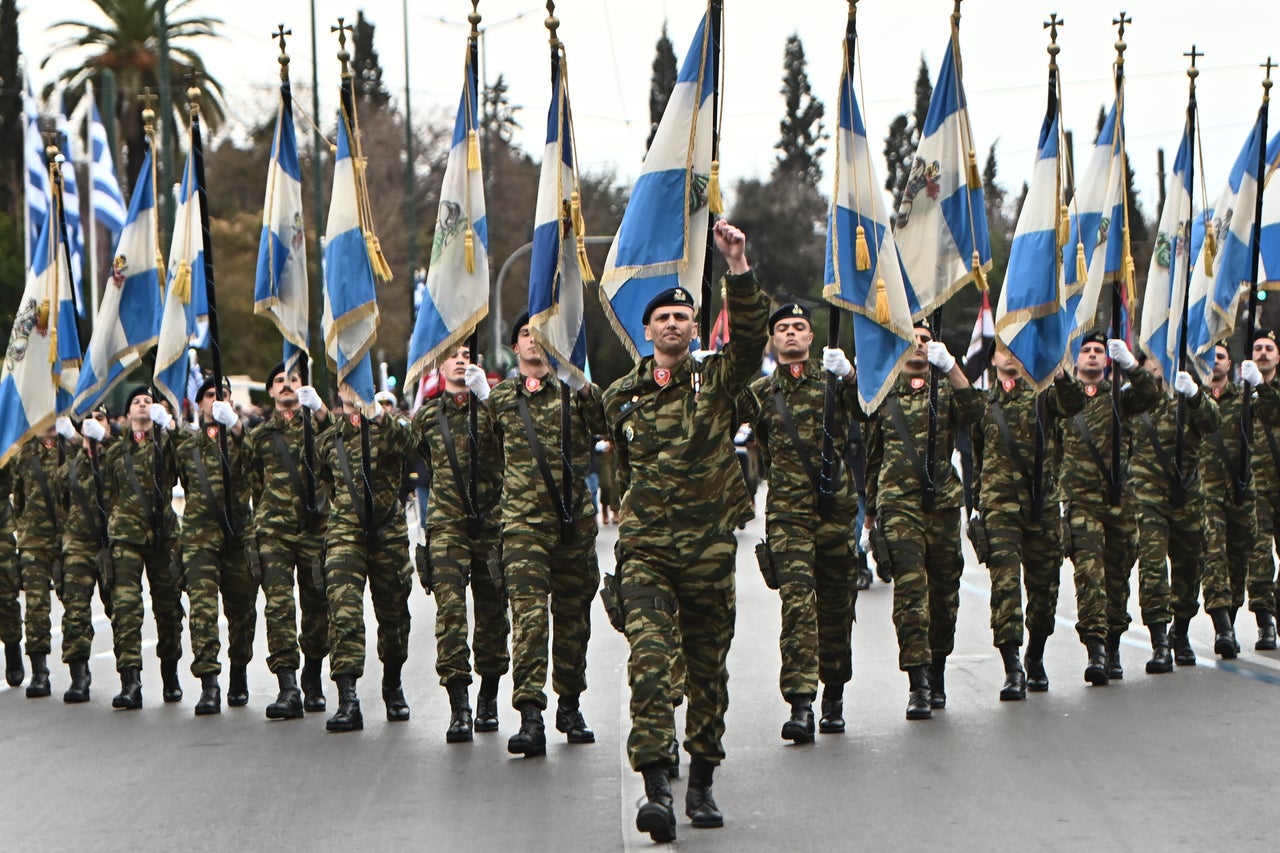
1128, 386, 1221, 508
1250, 378, 1280, 495
975, 373, 1085, 513
1205, 380, 1280, 497
741, 357, 859, 521
603, 271, 770, 538
103, 425, 180, 549
865, 372, 986, 513
247, 408, 331, 536
60, 440, 114, 549
1058, 368, 1161, 506
318, 410, 413, 539
12, 436, 68, 547
174, 421, 252, 537
0, 460, 13, 536
490, 373, 604, 527
412, 389, 502, 528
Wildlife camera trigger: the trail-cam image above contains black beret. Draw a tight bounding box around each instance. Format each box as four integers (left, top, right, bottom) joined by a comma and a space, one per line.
641, 287, 696, 325
267, 360, 309, 387
197, 376, 230, 400
124, 385, 155, 412
1079, 331, 1106, 349
1253, 328, 1278, 345
768, 302, 811, 333
510, 311, 530, 347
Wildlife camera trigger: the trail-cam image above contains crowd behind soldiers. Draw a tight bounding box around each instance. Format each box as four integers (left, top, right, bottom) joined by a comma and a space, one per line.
3, 223, 1279, 844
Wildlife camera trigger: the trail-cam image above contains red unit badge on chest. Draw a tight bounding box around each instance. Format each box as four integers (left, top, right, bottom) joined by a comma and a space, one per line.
654, 368, 672, 387
910, 377, 926, 390
790, 363, 803, 379
525, 376, 541, 393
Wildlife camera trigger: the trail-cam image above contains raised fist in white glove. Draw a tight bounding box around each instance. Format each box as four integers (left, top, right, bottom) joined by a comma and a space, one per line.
926, 341, 956, 373
297, 385, 323, 412
55, 416, 75, 440
1107, 339, 1138, 371
823, 347, 853, 378
463, 364, 490, 402
690, 349, 715, 364
1241, 360, 1264, 388
148, 403, 172, 429
1173, 371, 1199, 398
81, 417, 106, 442
211, 400, 238, 427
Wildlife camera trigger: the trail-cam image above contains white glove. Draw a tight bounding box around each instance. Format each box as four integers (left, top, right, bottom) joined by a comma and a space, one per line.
148, 403, 172, 430
1107, 339, 1138, 371
1241, 360, 1264, 388
690, 349, 714, 364
822, 347, 853, 378
594, 440, 610, 453
211, 400, 238, 427
463, 364, 490, 402
297, 385, 323, 412
1173, 371, 1199, 398
81, 417, 106, 442
55, 416, 75, 440
858, 525, 871, 553
926, 341, 956, 373
733, 426, 752, 446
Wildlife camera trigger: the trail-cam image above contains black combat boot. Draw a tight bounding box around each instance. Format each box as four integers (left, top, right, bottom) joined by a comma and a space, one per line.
160, 659, 183, 702
63, 659, 91, 703
780, 695, 815, 743
1146, 624, 1173, 673
1256, 612, 1278, 651
4, 642, 23, 686
265, 670, 303, 720
325, 676, 363, 732
112, 667, 142, 710
854, 551, 872, 591
474, 675, 500, 732
1084, 639, 1109, 686
818, 683, 845, 733
25, 653, 50, 698
1105, 633, 1124, 680
301, 656, 326, 712
1024, 632, 1049, 692
905, 666, 932, 719
555, 694, 595, 743
382, 660, 410, 722
446, 679, 473, 743
507, 702, 546, 756
635, 762, 677, 843
1169, 616, 1196, 666
927, 657, 947, 709
194, 673, 221, 715
226, 664, 249, 707
686, 757, 724, 829
998, 644, 1026, 701
1210, 608, 1239, 659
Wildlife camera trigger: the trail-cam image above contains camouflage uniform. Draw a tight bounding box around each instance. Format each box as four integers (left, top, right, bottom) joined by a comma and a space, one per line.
1248, 379, 1280, 615
12, 436, 68, 657
413, 391, 509, 687
103, 427, 185, 672
489, 374, 604, 711
743, 358, 857, 701
318, 411, 413, 679
603, 270, 769, 771
866, 373, 986, 670
1060, 369, 1161, 642
175, 422, 258, 677
0, 462, 21, 650
976, 374, 1084, 647
247, 408, 331, 673
59, 442, 115, 663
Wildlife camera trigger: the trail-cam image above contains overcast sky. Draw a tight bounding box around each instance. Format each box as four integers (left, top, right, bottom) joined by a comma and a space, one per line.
19, 0, 1280, 222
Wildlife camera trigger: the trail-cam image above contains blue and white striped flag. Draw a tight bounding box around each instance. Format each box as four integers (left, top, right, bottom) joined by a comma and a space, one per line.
600, 7, 718, 359
322, 99, 378, 406
154, 137, 208, 413
406, 58, 488, 387
1260, 131, 1280, 289
529, 49, 590, 387
893, 32, 992, 320
73, 144, 163, 416
995, 86, 1068, 390
254, 77, 310, 374
88, 100, 126, 236
0, 180, 82, 464
1140, 121, 1194, 389
23, 81, 48, 262
55, 107, 87, 317
823, 44, 914, 414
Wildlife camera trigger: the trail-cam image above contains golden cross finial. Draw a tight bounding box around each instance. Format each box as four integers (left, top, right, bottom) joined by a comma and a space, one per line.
273, 24, 291, 54
332, 17, 353, 76
1044, 13, 1063, 44
1263, 57, 1275, 101
1185, 44, 1203, 80
138, 87, 157, 133
1113, 11, 1131, 41
545, 1, 560, 49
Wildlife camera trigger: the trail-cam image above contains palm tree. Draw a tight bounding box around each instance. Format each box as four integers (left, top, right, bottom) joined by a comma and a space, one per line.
40, 0, 225, 192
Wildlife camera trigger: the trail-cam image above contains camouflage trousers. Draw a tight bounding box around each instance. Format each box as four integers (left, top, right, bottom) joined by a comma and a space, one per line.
0, 534, 20, 645
260, 529, 330, 673
429, 523, 509, 687
1203, 486, 1258, 612
325, 529, 412, 679
1066, 499, 1137, 642
620, 526, 735, 772
184, 533, 259, 677
1136, 498, 1206, 625
881, 505, 964, 670
17, 547, 58, 655
1249, 486, 1280, 615
59, 540, 104, 663
767, 514, 855, 700
985, 507, 1062, 647
110, 542, 185, 672
504, 516, 599, 710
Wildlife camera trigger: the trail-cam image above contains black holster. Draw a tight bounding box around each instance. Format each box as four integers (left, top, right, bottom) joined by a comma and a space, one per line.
966, 514, 991, 564
755, 539, 778, 590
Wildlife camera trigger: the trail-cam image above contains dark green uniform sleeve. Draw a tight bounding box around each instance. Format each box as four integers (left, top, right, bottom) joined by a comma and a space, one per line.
719, 271, 770, 395
1186, 389, 1221, 436
1047, 373, 1086, 418
1119, 366, 1161, 418
953, 386, 986, 427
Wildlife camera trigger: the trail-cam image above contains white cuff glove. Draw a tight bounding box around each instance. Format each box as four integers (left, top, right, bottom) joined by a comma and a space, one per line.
55, 416, 75, 440
1241, 360, 1264, 388
822, 347, 853, 378
690, 349, 714, 364
463, 364, 490, 402
1107, 339, 1138, 371
1173, 371, 1199, 398
211, 400, 238, 427
858, 525, 871, 554
148, 403, 172, 430
926, 341, 956, 373
594, 440, 610, 453
81, 418, 106, 442
297, 385, 323, 412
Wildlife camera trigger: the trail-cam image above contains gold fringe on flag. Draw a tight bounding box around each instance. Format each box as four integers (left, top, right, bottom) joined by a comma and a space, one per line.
855, 225, 871, 271
468, 129, 481, 171
1075, 243, 1088, 283
874, 277, 891, 324
1057, 205, 1070, 249
972, 251, 988, 292
707, 160, 724, 215
172, 260, 192, 305
464, 227, 476, 274
1202, 227, 1217, 278
967, 150, 982, 190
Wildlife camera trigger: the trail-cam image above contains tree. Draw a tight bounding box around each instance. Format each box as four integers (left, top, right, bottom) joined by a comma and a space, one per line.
353, 10, 390, 111
646, 22, 677, 153
885, 56, 932, 216
775, 34, 825, 188
980, 141, 1015, 297
482, 74, 520, 145
0, 0, 21, 215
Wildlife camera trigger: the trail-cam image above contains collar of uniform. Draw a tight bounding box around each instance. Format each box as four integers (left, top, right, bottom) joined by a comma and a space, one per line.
774, 357, 818, 387
898, 371, 929, 393
517, 371, 557, 397
641, 357, 691, 390
1210, 381, 1239, 401
994, 376, 1025, 398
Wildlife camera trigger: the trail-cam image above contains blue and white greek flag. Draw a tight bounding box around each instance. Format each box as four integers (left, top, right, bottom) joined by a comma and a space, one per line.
823, 48, 914, 414
55, 108, 86, 316
154, 140, 208, 412
600, 7, 717, 359
1261, 131, 1280, 289
1140, 121, 1194, 389
88, 101, 126, 236
893, 33, 992, 320
74, 144, 162, 416
23, 82, 48, 262
406, 59, 488, 387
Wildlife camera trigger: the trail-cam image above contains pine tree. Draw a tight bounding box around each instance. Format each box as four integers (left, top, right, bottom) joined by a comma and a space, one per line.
646, 22, 677, 153
885, 56, 932, 217
482, 74, 521, 144
775, 34, 825, 188
0, 0, 21, 215
353, 10, 391, 110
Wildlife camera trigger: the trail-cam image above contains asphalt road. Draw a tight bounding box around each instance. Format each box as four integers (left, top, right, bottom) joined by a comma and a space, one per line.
2, 501, 1276, 852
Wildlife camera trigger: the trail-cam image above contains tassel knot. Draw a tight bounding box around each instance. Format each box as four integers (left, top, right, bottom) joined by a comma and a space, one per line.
365, 233, 392, 283
707, 160, 724, 215
1075, 243, 1088, 284
467, 129, 481, 171
873, 277, 891, 325
967, 150, 982, 190
464, 227, 476, 274
1202, 226, 1217, 278
972, 251, 988, 292
855, 224, 871, 272
1057, 205, 1070, 250
172, 260, 192, 305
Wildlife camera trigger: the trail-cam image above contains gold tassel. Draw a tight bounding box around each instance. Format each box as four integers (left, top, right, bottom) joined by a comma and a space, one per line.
1075, 243, 1088, 283
874, 277, 891, 325
172, 260, 192, 305
155, 252, 166, 293
1057, 205, 1070, 249
365, 233, 392, 283
1124, 254, 1137, 304
1202, 227, 1217, 278
707, 160, 724, 215
467, 129, 481, 171
855, 225, 871, 271
464, 226, 476, 274
48, 326, 58, 366
972, 251, 988, 292
570, 191, 595, 282
576, 236, 595, 284
967, 150, 981, 190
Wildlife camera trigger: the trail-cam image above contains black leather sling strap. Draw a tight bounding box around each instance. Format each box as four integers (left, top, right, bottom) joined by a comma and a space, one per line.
190, 436, 235, 539
517, 392, 575, 544
68, 453, 106, 546
1138, 413, 1189, 493
1073, 412, 1115, 491
333, 433, 375, 548
988, 400, 1039, 510
437, 403, 479, 519
884, 396, 932, 492
25, 452, 60, 534
771, 387, 828, 515
270, 431, 316, 526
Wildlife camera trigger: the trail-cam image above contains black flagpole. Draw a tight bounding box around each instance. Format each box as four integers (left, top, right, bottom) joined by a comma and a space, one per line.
466, 3, 483, 540
1108, 14, 1131, 508
1172, 46, 1202, 510
1239, 61, 1272, 506
700, 0, 722, 347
